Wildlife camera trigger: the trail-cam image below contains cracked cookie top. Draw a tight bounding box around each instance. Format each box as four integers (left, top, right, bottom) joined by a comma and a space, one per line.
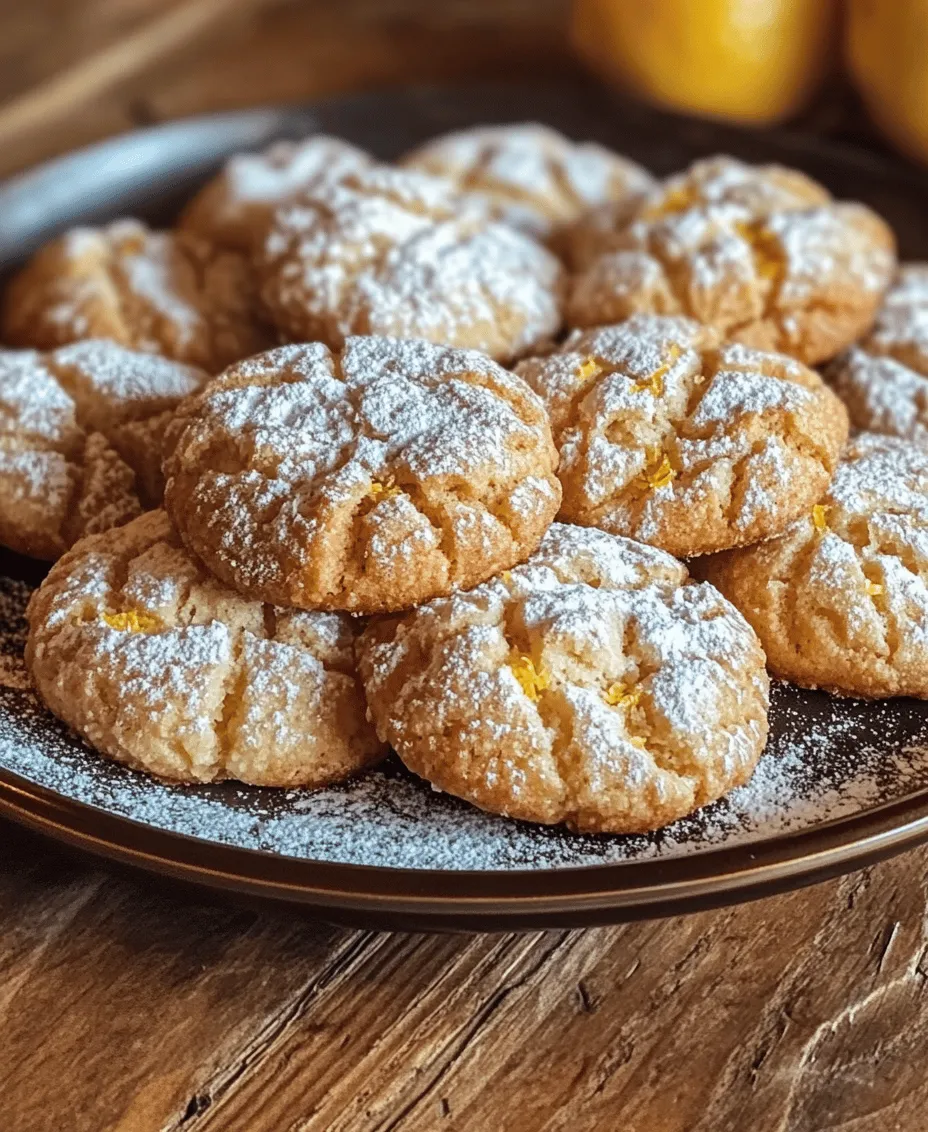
401, 122, 655, 241
358, 522, 769, 833
565, 155, 896, 365
162, 337, 562, 613
258, 164, 564, 363
1, 220, 274, 373
0, 341, 207, 560
516, 314, 848, 557
694, 433, 928, 698
179, 135, 374, 252
827, 265, 928, 444
26, 509, 386, 785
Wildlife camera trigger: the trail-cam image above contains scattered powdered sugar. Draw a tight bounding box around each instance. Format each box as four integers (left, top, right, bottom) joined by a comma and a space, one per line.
1, 569, 927, 869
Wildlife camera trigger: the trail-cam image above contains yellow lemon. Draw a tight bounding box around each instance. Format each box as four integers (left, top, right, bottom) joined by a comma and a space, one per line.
571, 0, 837, 125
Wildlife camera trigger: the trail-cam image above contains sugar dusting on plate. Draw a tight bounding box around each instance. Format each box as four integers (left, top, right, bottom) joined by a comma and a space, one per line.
1, 574, 927, 871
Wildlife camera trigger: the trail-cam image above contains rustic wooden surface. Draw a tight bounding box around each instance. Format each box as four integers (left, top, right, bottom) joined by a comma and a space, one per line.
4, 3, 928, 1130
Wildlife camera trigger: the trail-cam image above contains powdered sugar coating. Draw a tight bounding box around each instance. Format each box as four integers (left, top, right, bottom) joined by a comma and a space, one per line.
0, 342, 207, 559
163, 336, 561, 612
2, 220, 273, 372
26, 510, 384, 785
827, 265, 928, 444
699, 432, 928, 697
259, 165, 564, 362
566, 155, 896, 365
516, 314, 848, 556
180, 135, 374, 252
360, 522, 769, 833
401, 122, 655, 240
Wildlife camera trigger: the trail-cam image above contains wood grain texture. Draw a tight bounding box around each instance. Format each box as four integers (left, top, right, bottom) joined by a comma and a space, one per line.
3, 821, 928, 1132
0, 0, 575, 178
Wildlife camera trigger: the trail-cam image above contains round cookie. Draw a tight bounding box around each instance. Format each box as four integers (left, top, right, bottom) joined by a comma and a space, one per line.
566, 155, 896, 365
163, 337, 562, 613
179, 135, 373, 252
400, 122, 655, 242
0, 340, 207, 560
258, 164, 563, 363
26, 509, 386, 785
826, 264, 928, 444
516, 314, 848, 557
694, 433, 928, 698
358, 522, 770, 834
2, 220, 273, 372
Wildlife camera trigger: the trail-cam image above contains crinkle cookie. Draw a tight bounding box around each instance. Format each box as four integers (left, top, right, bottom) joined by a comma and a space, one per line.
26, 510, 386, 785
179, 135, 373, 252
358, 522, 769, 833
695, 433, 928, 698
2, 220, 274, 372
258, 164, 563, 363
163, 337, 561, 613
516, 314, 848, 557
400, 122, 655, 242
826, 265, 928, 444
565, 155, 896, 365
0, 341, 207, 560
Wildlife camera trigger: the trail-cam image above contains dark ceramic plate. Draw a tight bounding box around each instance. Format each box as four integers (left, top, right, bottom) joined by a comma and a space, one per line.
3, 82, 928, 931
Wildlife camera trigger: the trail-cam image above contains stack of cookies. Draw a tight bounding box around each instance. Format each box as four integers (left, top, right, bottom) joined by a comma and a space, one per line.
4, 122, 924, 836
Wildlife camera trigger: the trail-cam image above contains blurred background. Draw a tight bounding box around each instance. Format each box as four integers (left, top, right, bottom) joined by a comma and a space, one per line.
1, 0, 925, 178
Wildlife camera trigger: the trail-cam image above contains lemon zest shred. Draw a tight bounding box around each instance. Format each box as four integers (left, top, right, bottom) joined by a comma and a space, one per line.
641, 184, 696, 220
510, 654, 550, 702
812, 503, 831, 532
629, 736, 648, 750
631, 343, 682, 397
369, 479, 400, 501
736, 221, 783, 284
604, 682, 641, 708
637, 447, 676, 492
576, 357, 602, 382
866, 580, 884, 597
102, 609, 162, 634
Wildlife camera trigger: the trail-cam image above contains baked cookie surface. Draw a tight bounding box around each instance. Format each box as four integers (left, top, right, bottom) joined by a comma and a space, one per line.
0, 341, 207, 560
26, 509, 385, 785
827, 264, 928, 444
2, 220, 273, 372
258, 165, 563, 363
695, 433, 928, 698
516, 314, 848, 557
400, 122, 655, 241
179, 135, 373, 252
163, 337, 561, 612
358, 522, 769, 833
566, 156, 896, 365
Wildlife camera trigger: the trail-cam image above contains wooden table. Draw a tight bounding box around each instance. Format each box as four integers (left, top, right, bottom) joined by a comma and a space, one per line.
3, 4, 928, 1129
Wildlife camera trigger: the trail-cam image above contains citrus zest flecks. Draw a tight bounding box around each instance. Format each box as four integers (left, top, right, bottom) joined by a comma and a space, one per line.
604, 682, 641, 709
736, 221, 783, 285
102, 609, 162, 634
510, 654, 550, 702
369, 479, 400, 501
866, 580, 884, 597
812, 503, 831, 532
641, 184, 696, 220
631, 343, 682, 397
576, 357, 602, 382
638, 447, 676, 492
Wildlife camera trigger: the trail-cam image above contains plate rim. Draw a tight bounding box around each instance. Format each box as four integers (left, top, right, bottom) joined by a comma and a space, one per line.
5, 83, 928, 926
